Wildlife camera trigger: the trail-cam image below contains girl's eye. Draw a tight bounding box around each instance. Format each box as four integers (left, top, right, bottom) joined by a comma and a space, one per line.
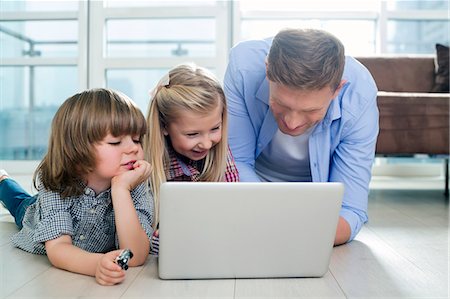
212, 126, 221, 131
133, 139, 141, 144
108, 141, 121, 145
186, 133, 198, 137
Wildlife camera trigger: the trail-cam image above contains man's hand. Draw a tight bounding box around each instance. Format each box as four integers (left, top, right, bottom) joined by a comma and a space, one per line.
334, 216, 351, 246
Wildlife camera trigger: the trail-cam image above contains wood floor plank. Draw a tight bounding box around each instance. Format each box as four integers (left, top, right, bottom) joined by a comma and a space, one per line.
330, 227, 448, 298
5, 257, 145, 299
369, 189, 449, 226
121, 256, 235, 298
1, 187, 448, 298
0, 242, 51, 298
365, 189, 449, 296
0, 219, 16, 246
234, 271, 346, 298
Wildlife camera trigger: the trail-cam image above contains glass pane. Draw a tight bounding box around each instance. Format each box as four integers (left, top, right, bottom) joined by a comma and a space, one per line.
105, 0, 216, 7
106, 69, 171, 114
387, 0, 448, 10
0, 21, 78, 58
1, 0, 79, 12
240, 0, 379, 12
0, 66, 78, 160
106, 68, 217, 114
387, 20, 450, 54
241, 20, 376, 55
106, 19, 215, 57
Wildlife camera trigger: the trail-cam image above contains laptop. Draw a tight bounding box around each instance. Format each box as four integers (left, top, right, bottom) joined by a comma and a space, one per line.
158, 182, 344, 279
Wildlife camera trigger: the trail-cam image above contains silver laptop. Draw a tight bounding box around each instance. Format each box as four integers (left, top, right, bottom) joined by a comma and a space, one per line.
158, 182, 344, 279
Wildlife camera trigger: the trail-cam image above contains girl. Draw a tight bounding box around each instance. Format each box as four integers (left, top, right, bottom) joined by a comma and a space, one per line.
0, 88, 154, 286
144, 63, 239, 254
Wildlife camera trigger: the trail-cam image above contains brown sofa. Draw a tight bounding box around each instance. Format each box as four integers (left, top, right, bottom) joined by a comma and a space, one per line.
356, 56, 450, 195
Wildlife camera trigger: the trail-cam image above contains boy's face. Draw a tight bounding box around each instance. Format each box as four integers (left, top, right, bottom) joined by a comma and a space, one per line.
164, 104, 223, 161
89, 133, 144, 188
268, 80, 342, 136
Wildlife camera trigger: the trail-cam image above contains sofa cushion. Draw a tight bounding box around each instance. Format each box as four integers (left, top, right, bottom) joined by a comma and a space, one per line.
431, 43, 449, 93
356, 57, 435, 93
376, 92, 449, 155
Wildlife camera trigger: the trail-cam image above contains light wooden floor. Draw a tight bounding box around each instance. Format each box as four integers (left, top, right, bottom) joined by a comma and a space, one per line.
1, 186, 448, 298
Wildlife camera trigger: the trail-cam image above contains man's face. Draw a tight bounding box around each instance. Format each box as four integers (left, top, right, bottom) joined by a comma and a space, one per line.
268, 80, 342, 136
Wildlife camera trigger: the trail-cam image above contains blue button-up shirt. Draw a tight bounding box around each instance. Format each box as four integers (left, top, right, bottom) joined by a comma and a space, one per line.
224, 37, 379, 241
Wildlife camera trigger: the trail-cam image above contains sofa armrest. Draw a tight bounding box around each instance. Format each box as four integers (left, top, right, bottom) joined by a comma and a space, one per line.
376, 92, 450, 155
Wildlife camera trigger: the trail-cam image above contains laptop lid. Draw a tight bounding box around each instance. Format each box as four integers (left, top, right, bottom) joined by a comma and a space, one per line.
158, 182, 344, 279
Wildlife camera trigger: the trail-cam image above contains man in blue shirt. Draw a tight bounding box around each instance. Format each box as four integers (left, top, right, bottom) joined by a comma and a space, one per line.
224, 28, 379, 245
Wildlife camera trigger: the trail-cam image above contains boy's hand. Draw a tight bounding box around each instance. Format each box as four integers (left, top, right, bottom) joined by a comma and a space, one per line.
95, 250, 126, 286
112, 160, 152, 191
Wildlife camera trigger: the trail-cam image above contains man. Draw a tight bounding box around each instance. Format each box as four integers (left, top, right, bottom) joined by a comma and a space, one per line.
224, 28, 378, 245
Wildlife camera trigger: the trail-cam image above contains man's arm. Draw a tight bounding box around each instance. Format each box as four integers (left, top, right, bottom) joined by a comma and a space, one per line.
224, 49, 261, 182
330, 88, 379, 243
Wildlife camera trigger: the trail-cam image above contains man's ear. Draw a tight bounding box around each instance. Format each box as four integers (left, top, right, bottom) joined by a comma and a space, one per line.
332, 80, 347, 98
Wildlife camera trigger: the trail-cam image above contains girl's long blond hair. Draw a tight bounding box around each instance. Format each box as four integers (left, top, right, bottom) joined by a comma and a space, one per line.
143, 63, 228, 225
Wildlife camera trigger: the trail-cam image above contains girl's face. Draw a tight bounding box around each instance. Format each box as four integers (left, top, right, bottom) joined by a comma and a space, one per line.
164, 104, 223, 161
87, 133, 144, 191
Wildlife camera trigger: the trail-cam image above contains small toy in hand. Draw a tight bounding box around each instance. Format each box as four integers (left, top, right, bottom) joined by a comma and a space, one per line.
115, 249, 134, 270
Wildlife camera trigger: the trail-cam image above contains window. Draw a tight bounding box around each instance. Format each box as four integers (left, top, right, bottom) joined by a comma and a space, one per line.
0, 1, 85, 160
234, 0, 449, 55
88, 0, 228, 112
1, 0, 449, 162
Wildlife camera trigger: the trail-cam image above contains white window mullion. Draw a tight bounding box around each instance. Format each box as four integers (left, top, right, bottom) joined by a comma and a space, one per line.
215, 1, 230, 81
88, 0, 106, 88
231, 0, 241, 48
0, 11, 78, 21
103, 57, 218, 69
1, 58, 78, 66
104, 6, 218, 19
78, 0, 88, 90
378, 0, 388, 53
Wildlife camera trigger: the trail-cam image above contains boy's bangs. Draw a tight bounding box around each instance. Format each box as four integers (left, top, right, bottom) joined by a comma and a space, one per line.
109, 107, 147, 137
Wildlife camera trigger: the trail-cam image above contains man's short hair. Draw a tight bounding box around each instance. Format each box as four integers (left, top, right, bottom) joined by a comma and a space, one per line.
267, 28, 345, 91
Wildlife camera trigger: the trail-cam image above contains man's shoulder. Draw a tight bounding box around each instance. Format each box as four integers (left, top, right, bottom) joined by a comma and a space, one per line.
336, 56, 378, 120
343, 56, 378, 94
231, 37, 273, 52
229, 37, 273, 68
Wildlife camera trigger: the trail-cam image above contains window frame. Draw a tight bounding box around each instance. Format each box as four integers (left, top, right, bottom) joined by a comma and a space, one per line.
0, 0, 448, 180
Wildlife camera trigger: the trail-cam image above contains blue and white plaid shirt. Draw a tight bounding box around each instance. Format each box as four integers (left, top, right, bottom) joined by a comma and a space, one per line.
11, 181, 154, 255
